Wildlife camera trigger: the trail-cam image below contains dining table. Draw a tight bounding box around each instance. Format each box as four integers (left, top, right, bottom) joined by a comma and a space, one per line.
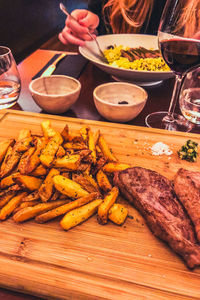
0, 48, 200, 300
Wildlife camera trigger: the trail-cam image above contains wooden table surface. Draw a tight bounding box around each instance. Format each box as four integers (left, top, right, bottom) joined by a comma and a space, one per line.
0, 49, 199, 300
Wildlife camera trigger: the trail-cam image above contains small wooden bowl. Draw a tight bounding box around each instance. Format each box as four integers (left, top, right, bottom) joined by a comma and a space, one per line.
29, 75, 81, 114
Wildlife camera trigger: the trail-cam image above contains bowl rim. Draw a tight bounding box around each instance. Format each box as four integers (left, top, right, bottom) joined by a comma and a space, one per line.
79, 33, 173, 75
29, 75, 81, 97
93, 82, 148, 107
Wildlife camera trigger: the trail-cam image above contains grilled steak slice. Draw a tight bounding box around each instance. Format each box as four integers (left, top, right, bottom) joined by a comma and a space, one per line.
113, 167, 200, 269
174, 168, 200, 242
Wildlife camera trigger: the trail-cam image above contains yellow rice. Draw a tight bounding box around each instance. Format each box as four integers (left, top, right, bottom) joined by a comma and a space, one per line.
103, 45, 170, 72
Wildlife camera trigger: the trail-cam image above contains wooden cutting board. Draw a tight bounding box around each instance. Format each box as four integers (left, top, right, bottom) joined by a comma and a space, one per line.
0, 109, 200, 300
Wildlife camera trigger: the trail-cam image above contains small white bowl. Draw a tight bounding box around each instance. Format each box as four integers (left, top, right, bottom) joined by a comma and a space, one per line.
29, 75, 81, 114
93, 82, 148, 122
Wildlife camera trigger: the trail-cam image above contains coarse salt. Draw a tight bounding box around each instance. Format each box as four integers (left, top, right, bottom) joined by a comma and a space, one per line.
151, 142, 173, 156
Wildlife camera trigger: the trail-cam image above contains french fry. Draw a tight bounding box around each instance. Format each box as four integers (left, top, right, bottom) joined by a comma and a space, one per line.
13, 174, 43, 191
88, 129, 96, 164
21, 191, 40, 202
0, 192, 27, 220
38, 168, 60, 202
0, 191, 17, 208
97, 186, 119, 224
0, 139, 15, 164
35, 192, 99, 223
0, 146, 21, 178
63, 142, 87, 150
13, 200, 40, 215
93, 130, 100, 146
18, 147, 36, 174
30, 164, 47, 177
60, 199, 102, 231
72, 174, 99, 193
53, 175, 89, 198
60, 124, 69, 141
96, 169, 112, 193
22, 137, 47, 174
98, 135, 117, 162
56, 146, 66, 158
17, 129, 31, 141
53, 154, 81, 170
103, 162, 131, 173
14, 137, 33, 152
108, 203, 128, 225
83, 174, 99, 192
79, 126, 89, 143
40, 132, 63, 167
0, 172, 19, 189
13, 200, 68, 223
41, 120, 57, 138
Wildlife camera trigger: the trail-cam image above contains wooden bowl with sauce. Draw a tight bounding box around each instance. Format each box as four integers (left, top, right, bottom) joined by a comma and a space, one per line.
93, 82, 148, 122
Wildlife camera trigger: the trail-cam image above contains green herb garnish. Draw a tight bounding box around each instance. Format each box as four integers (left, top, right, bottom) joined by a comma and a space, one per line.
178, 140, 198, 162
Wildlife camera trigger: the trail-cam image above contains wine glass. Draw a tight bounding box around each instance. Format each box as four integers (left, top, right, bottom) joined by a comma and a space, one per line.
145, 0, 200, 131
0, 46, 21, 109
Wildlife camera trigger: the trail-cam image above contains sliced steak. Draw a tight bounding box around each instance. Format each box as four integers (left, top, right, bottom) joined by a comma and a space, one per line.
174, 168, 200, 242
113, 167, 200, 269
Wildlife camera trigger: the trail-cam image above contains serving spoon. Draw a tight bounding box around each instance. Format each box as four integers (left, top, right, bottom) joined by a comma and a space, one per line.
59, 3, 107, 63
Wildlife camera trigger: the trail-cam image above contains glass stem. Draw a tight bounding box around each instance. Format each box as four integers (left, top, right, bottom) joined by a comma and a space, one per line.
165, 75, 182, 122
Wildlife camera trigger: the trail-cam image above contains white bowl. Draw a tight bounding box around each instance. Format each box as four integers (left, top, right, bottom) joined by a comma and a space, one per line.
29, 75, 81, 114
79, 34, 174, 86
93, 82, 148, 123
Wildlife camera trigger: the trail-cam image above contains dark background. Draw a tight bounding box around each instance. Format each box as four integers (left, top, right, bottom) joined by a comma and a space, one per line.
0, 0, 88, 63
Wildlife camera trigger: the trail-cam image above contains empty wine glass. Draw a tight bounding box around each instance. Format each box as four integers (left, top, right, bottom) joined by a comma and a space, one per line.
179, 67, 200, 125
145, 0, 200, 131
0, 46, 21, 109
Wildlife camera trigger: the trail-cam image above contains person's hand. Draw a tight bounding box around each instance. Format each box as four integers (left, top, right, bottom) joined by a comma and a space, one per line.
59, 9, 99, 46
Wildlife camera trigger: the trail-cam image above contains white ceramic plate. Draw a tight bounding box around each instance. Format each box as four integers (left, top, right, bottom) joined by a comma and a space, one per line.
79, 34, 174, 86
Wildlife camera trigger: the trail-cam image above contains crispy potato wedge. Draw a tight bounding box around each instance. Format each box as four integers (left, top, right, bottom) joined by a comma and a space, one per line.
35, 192, 99, 223
72, 173, 99, 193
14, 137, 33, 152
13, 200, 40, 215
98, 135, 117, 162
40, 133, 63, 167
93, 130, 100, 146
60, 198, 102, 230
0, 192, 27, 220
60, 124, 69, 141
17, 129, 31, 141
0, 172, 19, 189
41, 120, 57, 138
88, 129, 96, 164
21, 191, 40, 202
0, 146, 21, 178
22, 137, 47, 174
96, 169, 112, 193
13, 200, 68, 223
63, 142, 87, 150
18, 147, 36, 174
53, 175, 89, 198
39, 168, 60, 202
83, 174, 99, 192
56, 146, 66, 158
13, 174, 43, 191
108, 203, 128, 225
97, 186, 119, 224
0, 139, 15, 164
103, 162, 131, 173
53, 154, 81, 170
79, 126, 89, 144
30, 164, 47, 177
0, 191, 17, 208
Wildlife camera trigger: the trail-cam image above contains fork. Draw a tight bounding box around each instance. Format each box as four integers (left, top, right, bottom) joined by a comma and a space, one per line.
59, 3, 106, 61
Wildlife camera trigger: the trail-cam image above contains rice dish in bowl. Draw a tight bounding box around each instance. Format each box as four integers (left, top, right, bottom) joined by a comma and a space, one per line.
104, 45, 170, 72
79, 34, 174, 86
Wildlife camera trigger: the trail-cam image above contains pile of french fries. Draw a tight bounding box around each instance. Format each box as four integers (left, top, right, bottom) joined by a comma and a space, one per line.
0, 120, 131, 231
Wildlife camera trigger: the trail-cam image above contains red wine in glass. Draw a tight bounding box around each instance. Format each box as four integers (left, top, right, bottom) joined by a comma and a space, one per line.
145, 0, 200, 132
160, 38, 200, 75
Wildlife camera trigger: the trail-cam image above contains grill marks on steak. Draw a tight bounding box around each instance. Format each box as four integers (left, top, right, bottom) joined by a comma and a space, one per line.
174, 168, 200, 243
113, 167, 200, 269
